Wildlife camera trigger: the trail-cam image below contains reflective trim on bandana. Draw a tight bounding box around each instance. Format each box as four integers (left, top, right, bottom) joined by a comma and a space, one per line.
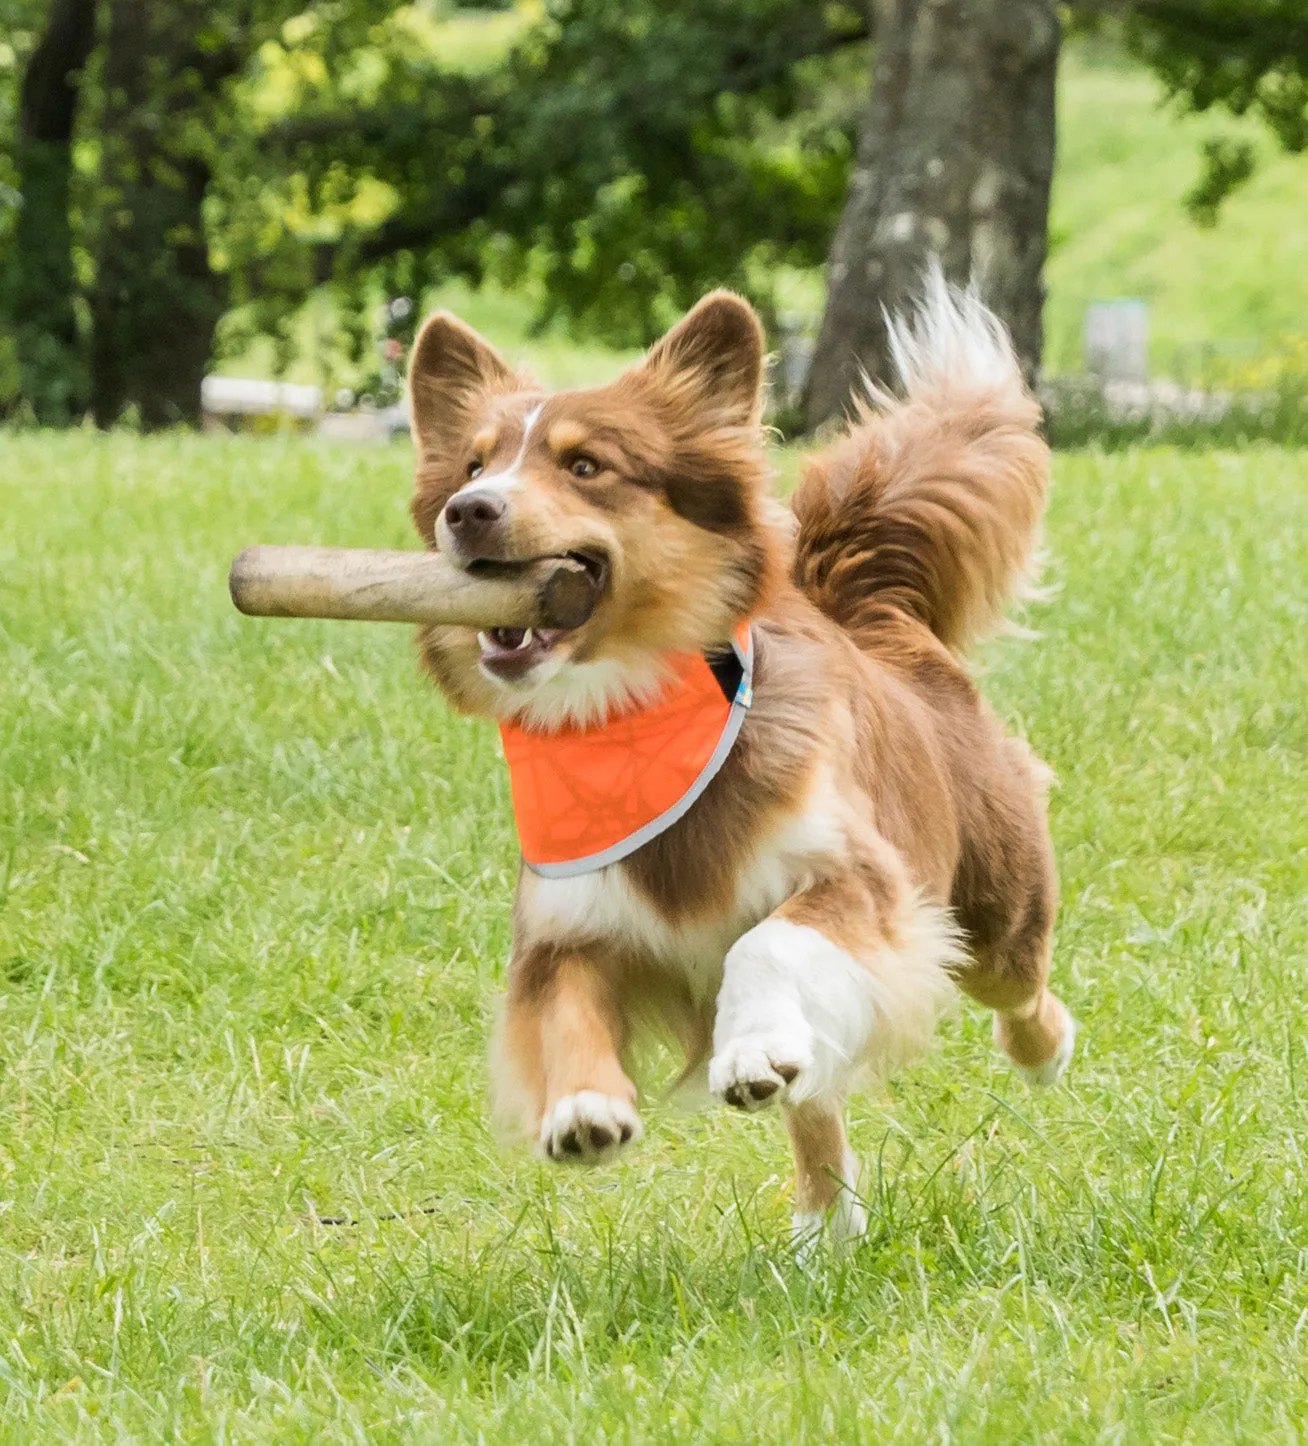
499, 625, 754, 877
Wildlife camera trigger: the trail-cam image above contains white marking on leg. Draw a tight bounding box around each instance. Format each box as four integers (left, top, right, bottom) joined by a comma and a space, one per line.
709, 901, 962, 1109
709, 919, 874, 1107
792, 1146, 868, 1260
1010, 1009, 1077, 1088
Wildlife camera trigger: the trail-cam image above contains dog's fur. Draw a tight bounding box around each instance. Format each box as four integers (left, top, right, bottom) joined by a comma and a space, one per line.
407, 270, 1073, 1243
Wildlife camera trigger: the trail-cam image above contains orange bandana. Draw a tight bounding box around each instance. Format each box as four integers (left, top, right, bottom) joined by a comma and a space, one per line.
499, 626, 754, 877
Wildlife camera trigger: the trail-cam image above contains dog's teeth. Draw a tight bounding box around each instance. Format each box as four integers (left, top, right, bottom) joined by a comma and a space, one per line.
478, 627, 534, 653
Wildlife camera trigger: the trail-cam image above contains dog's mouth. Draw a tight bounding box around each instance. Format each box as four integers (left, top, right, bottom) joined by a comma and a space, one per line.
472, 549, 609, 683
476, 623, 565, 680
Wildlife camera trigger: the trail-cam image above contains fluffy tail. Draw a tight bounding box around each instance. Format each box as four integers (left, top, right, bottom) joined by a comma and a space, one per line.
792, 267, 1049, 655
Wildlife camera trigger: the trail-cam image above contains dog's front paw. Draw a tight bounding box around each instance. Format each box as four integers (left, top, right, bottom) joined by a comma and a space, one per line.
539, 1090, 643, 1165
708, 1037, 812, 1111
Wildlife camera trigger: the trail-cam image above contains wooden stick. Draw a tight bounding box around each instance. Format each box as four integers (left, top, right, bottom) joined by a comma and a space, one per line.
228, 546, 599, 631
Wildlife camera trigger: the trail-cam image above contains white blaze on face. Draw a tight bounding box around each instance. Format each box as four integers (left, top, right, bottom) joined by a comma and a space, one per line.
435, 403, 546, 555
451, 403, 544, 505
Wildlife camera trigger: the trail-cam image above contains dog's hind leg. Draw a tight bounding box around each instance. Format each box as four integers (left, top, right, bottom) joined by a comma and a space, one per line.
956, 880, 1075, 1087
953, 750, 1075, 1087
995, 988, 1075, 1086
962, 927, 1076, 1087
784, 1098, 867, 1248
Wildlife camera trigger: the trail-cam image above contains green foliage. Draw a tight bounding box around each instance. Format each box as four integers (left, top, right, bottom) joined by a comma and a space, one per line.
1184, 135, 1258, 223
219, 44, 1308, 395
1126, 0, 1308, 152
0, 0, 64, 418
3, 0, 1307, 417
2, 433, 1308, 1435
0, 0, 402, 425
0, 37, 19, 413
254, 0, 866, 348
1078, 0, 1308, 222
81, 0, 406, 427
237, 1, 1308, 356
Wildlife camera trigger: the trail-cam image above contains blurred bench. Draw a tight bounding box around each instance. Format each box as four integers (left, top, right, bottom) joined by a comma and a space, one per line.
201, 377, 323, 431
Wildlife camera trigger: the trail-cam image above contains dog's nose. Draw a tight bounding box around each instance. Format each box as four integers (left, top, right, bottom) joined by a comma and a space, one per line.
442, 490, 507, 553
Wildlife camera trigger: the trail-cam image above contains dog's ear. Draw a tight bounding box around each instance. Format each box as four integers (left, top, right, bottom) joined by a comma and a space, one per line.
642, 291, 765, 426
408, 312, 517, 458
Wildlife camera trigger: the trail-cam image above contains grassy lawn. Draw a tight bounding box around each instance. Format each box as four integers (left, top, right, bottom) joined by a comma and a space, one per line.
2, 432, 1307, 1441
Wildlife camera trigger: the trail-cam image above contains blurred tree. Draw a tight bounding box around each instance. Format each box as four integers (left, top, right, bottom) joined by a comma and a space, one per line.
11, 0, 95, 424
267, 0, 870, 348
2, 0, 395, 427
1183, 135, 1257, 225
3, 0, 1306, 427
286, 0, 1303, 421
88, 0, 244, 427
802, 0, 1060, 428
288, 0, 1299, 428
85, 0, 398, 426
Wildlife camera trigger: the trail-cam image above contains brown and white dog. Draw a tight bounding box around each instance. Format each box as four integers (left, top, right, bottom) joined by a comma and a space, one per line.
407, 270, 1073, 1243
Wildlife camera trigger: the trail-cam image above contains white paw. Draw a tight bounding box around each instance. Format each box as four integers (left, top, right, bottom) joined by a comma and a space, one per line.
1015, 1011, 1077, 1088
538, 1091, 642, 1165
708, 1035, 813, 1112
792, 1193, 869, 1262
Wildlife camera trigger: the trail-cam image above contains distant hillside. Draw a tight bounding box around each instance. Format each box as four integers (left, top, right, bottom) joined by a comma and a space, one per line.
1047, 44, 1308, 376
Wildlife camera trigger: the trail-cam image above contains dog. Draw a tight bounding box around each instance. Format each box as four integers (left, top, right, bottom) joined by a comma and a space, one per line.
406, 269, 1073, 1243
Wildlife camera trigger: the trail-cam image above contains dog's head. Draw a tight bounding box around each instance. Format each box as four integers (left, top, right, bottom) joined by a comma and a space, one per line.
408, 292, 787, 729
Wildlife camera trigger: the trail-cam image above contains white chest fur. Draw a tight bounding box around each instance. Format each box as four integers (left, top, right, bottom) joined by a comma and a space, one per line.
516, 769, 846, 997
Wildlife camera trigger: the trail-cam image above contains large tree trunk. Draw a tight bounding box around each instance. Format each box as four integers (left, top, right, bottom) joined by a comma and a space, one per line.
89, 0, 231, 430
802, 0, 1060, 431
14, 0, 97, 425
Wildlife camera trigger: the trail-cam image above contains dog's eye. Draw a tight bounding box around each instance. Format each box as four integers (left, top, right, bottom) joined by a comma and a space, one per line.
466, 460, 484, 480
569, 456, 600, 479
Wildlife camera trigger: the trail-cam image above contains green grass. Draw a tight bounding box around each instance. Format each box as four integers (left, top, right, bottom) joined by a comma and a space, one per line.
3, 433, 1308, 1441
